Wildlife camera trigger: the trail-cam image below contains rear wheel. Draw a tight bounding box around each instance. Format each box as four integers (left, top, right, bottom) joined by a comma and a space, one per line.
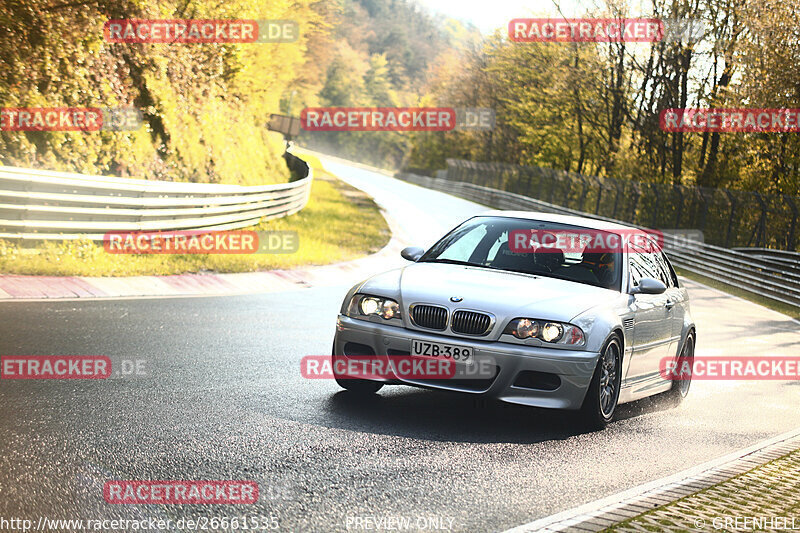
580, 336, 622, 430
664, 332, 695, 403
332, 345, 383, 394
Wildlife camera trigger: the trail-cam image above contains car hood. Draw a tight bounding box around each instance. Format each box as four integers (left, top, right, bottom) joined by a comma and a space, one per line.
359, 262, 618, 324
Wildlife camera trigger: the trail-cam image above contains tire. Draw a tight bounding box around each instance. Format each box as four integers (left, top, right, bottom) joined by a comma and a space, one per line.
580, 335, 623, 430
332, 347, 383, 395
663, 332, 695, 404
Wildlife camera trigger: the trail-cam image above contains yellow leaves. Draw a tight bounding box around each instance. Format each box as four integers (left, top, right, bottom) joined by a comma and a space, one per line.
1, 0, 338, 187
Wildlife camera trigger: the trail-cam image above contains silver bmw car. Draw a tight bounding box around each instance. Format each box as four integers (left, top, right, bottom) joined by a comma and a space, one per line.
332, 211, 696, 428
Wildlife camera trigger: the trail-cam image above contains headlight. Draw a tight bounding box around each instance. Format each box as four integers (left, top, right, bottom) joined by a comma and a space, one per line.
503, 318, 585, 346
348, 294, 402, 321
379, 299, 400, 320
541, 322, 563, 342
359, 297, 380, 315
510, 318, 539, 339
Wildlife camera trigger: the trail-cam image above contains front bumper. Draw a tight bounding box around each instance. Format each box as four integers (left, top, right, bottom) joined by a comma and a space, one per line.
334, 315, 600, 410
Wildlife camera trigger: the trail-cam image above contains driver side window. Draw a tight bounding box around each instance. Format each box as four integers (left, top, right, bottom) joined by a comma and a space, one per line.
628, 248, 658, 288
654, 252, 678, 288
628, 258, 643, 287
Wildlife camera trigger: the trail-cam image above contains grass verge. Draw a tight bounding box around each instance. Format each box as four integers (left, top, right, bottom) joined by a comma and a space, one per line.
605, 448, 800, 532
676, 268, 800, 320
0, 159, 390, 276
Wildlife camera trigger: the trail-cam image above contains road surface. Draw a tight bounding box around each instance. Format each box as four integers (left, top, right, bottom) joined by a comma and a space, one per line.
1, 156, 799, 532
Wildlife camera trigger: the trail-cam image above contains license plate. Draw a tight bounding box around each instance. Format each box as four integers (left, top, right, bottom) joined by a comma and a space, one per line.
411, 340, 473, 365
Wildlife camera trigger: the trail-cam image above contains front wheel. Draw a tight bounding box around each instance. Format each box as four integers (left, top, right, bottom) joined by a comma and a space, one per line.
580, 336, 622, 430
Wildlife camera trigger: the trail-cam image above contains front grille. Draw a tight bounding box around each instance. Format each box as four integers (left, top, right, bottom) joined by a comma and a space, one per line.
410, 304, 448, 330
451, 310, 492, 336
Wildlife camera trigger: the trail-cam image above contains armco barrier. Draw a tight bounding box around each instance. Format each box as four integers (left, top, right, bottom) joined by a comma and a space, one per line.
396, 172, 800, 312
444, 159, 799, 252
0, 156, 312, 240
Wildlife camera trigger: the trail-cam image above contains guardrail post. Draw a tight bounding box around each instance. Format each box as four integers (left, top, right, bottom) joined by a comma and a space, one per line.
753, 192, 767, 248
611, 179, 622, 219
548, 170, 558, 204
723, 190, 738, 248
697, 188, 710, 237
673, 184, 684, 228
562, 173, 573, 207
628, 182, 641, 224
593, 176, 604, 215
576, 175, 588, 212
492, 163, 503, 190
524, 167, 534, 197
650, 184, 660, 229
786, 195, 798, 252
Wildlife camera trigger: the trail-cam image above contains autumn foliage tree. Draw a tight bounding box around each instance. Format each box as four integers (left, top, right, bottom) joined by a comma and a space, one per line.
0, 0, 333, 185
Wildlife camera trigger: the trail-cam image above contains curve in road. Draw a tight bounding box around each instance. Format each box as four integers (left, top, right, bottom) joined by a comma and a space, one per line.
1, 154, 798, 532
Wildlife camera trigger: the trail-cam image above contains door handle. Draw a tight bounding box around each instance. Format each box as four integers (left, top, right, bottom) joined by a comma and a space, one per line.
665, 299, 675, 310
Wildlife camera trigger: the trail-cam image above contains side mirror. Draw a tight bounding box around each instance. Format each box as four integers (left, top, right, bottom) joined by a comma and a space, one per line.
400, 246, 425, 262
630, 277, 667, 295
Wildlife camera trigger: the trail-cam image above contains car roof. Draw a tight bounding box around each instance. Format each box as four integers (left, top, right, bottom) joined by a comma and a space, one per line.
477, 210, 640, 234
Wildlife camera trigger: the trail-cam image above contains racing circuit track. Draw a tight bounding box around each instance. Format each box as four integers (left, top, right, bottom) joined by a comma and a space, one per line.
1, 155, 799, 532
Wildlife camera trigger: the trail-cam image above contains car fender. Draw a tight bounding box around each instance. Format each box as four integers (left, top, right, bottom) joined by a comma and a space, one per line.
571, 304, 625, 355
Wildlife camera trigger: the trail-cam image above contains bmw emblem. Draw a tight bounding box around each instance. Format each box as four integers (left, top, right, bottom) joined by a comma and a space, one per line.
450, 296, 463, 302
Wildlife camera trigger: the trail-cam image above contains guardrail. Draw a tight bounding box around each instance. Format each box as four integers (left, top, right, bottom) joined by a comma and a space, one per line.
396, 172, 800, 312
0, 155, 312, 241
733, 248, 800, 270
444, 159, 799, 252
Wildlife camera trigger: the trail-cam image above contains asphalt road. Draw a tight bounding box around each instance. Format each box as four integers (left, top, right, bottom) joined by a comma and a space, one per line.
1, 156, 799, 533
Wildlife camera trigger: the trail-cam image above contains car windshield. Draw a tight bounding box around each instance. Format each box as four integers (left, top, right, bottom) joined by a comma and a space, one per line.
420, 216, 622, 290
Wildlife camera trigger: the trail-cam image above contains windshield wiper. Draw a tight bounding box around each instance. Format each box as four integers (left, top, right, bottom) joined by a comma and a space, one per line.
419, 258, 488, 268
486, 266, 539, 277
420, 259, 538, 277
